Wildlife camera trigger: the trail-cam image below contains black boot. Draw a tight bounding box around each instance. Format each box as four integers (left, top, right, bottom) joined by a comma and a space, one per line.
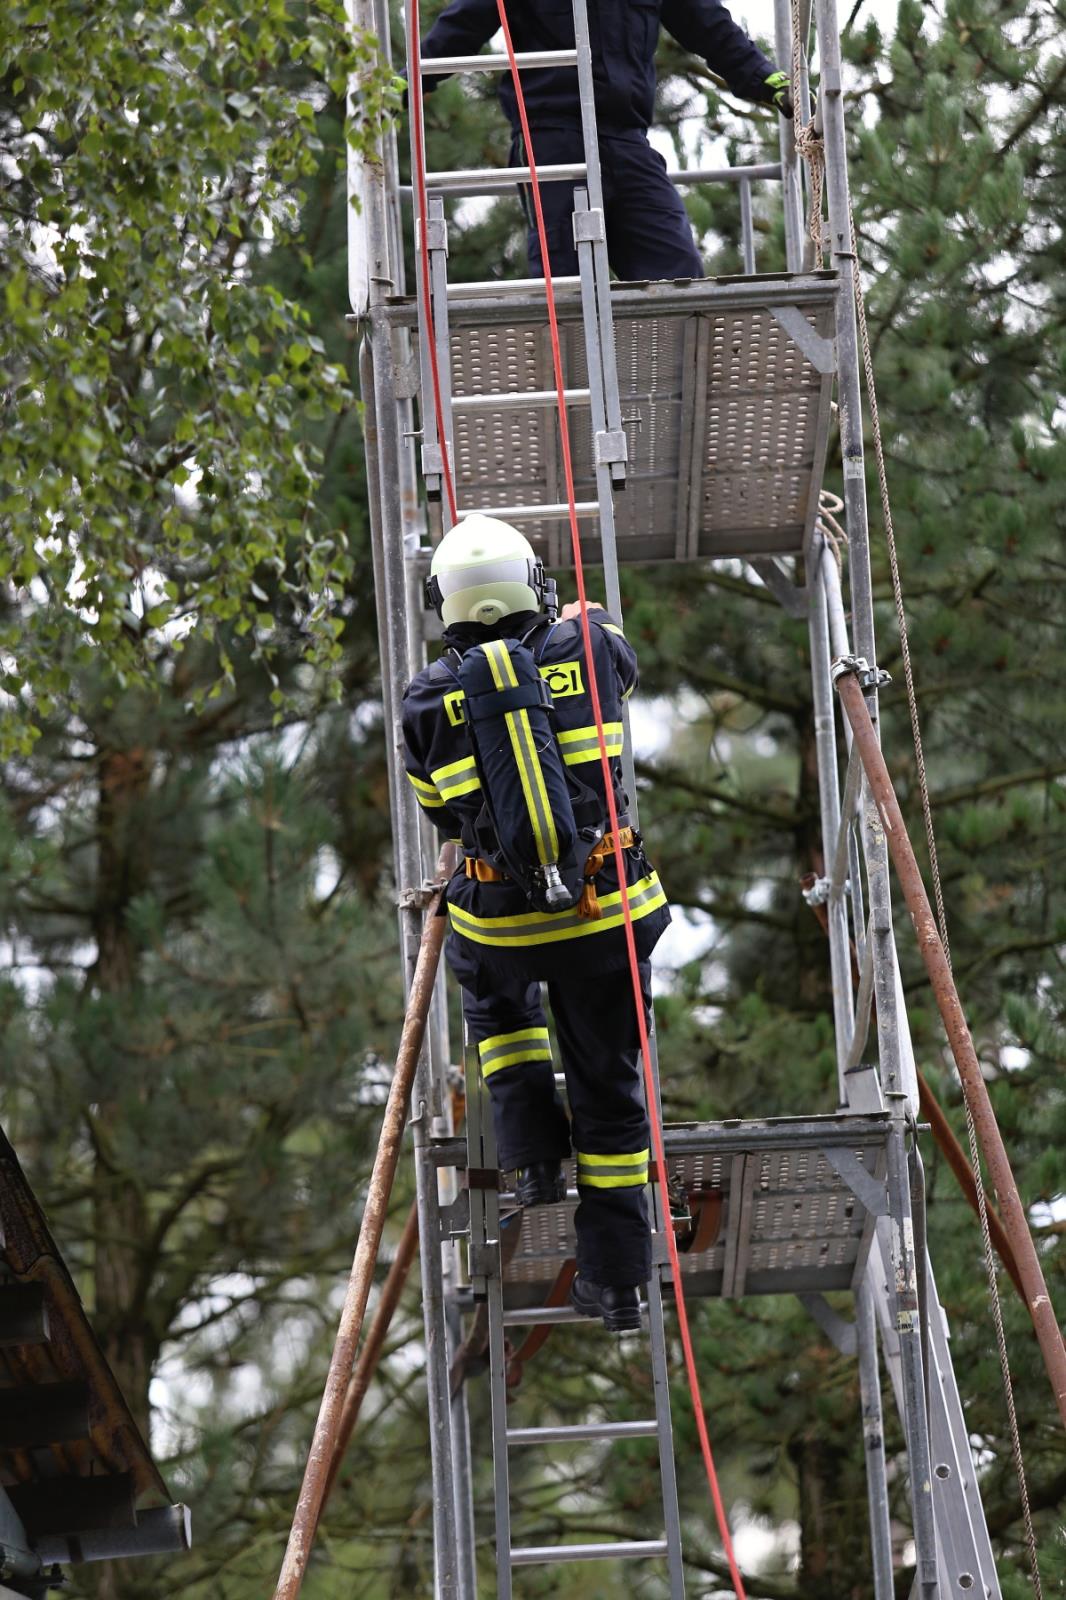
515, 1161, 566, 1207
569, 1274, 642, 1333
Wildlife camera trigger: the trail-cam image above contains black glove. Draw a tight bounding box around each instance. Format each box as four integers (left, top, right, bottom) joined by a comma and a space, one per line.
764, 69, 794, 118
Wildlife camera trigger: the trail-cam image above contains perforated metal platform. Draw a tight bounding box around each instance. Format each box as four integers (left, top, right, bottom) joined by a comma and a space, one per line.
496, 1113, 887, 1304
384, 273, 838, 564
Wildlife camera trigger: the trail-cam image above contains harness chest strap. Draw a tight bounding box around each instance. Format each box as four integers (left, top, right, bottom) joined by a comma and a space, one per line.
464, 827, 636, 920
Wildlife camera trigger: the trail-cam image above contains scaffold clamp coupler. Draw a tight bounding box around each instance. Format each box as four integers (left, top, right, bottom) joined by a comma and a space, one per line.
802, 875, 831, 907
397, 876, 447, 911
830, 653, 891, 692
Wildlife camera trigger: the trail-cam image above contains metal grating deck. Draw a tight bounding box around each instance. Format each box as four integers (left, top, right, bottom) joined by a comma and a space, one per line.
384, 272, 838, 564
497, 1113, 887, 1305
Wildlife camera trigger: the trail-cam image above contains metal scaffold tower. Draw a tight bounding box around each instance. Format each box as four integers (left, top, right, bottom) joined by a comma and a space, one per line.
337, 0, 1043, 1592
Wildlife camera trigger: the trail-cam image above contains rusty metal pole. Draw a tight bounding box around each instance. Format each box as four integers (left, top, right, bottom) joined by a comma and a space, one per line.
834, 663, 1066, 1431
801, 880, 1028, 1302
272, 855, 452, 1600
316, 1199, 420, 1526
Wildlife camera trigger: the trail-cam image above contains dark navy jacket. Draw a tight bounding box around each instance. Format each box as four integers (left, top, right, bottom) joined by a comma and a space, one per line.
420, 0, 776, 132
401, 609, 670, 980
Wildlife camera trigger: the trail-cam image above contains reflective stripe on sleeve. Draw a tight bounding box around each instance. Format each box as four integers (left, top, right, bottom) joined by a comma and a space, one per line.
448, 872, 666, 948
430, 753, 482, 802
477, 1026, 553, 1077
576, 1148, 650, 1189
406, 770, 446, 808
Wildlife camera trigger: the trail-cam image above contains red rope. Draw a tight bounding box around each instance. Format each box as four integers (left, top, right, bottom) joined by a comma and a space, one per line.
407, 3, 747, 1590
493, 9, 748, 1594
406, 0, 459, 526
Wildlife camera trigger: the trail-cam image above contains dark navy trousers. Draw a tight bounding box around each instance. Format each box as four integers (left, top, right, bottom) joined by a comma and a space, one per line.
512, 125, 704, 282
458, 958, 653, 1288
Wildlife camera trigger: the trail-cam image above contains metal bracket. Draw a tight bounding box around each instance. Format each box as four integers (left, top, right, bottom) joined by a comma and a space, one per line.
594, 428, 628, 467
438, 1191, 470, 1241
572, 207, 606, 243
421, 441, 446, 480
749, 556, 808, 618
824, 1146, 889, 1218
770, 305, 837, 374
468, 1243, 499, 1278
799, 1292, 858, 1357
397, 876, 447, 911
415, 215, 449, 255
830, 653, 892, 692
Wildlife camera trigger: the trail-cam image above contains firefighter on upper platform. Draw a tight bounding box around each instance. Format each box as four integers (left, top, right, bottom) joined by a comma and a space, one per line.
417, 0, 793, 281
402, 514, 670, 1331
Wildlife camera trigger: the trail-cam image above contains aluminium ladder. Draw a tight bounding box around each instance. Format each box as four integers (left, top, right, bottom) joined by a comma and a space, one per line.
347, 0, 1005, 1593
407, 2, 688, 1592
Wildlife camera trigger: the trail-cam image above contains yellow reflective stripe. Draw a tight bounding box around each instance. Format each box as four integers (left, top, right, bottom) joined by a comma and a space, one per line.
485, 638, 516, 691
478, 1027, 551, 1055
576, 1169, 649, 1189
508, 705, 558, 864
430, 754, 477, 783
557, 719, 625, 767
429, 756, 481, 801
485, 640, 558, 867
576, 1148, 649, 1188
576, 1148, 649, 1169
600, 622, 625, 636
478, 1027, 554, 1077
406, 771, 445, 807
448, 873, 666, 947
556, 722, 623, 745
439, 774, 481, 800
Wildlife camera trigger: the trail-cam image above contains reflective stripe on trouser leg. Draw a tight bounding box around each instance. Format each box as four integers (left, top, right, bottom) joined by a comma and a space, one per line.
478, 1026, 552, 1078
575, 1148, 650, 1188
547, 964, 653, 1286
459, 977, 570, 1171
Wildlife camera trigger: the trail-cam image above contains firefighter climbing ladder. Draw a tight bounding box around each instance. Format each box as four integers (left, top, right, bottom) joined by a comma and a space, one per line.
342, 0, 1035, 1592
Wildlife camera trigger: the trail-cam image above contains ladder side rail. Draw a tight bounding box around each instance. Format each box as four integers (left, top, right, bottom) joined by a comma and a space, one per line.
885, 1126, 939, 1599
856, 1279, 895, 1600
368, 0, 406, 296
773, 0, 805, 270
813, 0, 915, 1126
738, 175, 756, 272
360, 58, 462, 1587
473, 1044, 514, 1600
646, 1269, 687, 1599
869, 1240, 1003, 1600
572, 183, 686, 1591
427, 194, 457, 510
924, 1268, 1003, 1599
570, 0, 628, 476
807, 540, 855, 1093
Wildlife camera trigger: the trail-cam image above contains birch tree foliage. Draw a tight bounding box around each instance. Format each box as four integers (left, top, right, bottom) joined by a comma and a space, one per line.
0, 0, 398, 755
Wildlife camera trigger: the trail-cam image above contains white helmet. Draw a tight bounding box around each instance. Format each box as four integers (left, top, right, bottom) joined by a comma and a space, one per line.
424, 513, 551, 627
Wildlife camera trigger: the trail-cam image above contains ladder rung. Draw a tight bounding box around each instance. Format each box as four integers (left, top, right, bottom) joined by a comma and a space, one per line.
452, 387, 591, 412
511, 1540, 668, 1566
445, 276, 581, 298
424, 163, 586, 196
507, 1420, 658, 1446
501, 1304, 595, 1327
458, 501, 598, 523
419, 49, 579, 75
